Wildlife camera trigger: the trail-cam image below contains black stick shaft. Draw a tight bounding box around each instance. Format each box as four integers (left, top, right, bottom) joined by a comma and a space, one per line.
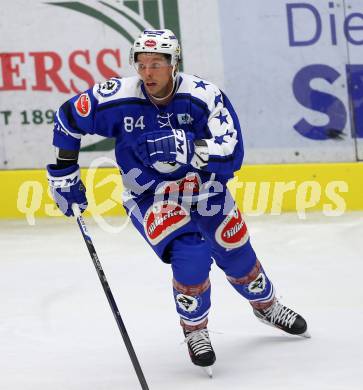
73, 206, 149, 390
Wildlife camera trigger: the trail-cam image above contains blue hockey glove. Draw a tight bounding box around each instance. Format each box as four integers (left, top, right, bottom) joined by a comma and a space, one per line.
135, 129, 195, 167
46, 164, 87, 217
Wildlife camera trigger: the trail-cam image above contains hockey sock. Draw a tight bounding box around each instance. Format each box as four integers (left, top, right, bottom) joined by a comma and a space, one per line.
226, 259, 275, 307
173, 278, 211, 331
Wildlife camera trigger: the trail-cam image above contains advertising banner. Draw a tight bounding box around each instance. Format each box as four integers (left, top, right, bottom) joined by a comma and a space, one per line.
0, 0, 223, 169
219, 0, 363, 163
1, 0, 362, 169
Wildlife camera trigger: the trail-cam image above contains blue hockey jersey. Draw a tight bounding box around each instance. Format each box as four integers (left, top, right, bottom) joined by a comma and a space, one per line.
52, 73, 244, 199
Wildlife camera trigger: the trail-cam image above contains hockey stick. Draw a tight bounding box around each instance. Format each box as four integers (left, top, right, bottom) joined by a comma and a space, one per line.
72, 204, 150, 390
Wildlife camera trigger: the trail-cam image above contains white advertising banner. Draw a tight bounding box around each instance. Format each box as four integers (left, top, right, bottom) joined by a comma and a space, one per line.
0, 0, 223, 169
0, 0, 362, 169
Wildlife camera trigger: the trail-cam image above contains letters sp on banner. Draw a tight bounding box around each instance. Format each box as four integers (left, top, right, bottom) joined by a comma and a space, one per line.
292, 64, 363, 141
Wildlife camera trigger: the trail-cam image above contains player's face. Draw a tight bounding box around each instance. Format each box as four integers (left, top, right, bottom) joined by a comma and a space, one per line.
135, 53, 174, 98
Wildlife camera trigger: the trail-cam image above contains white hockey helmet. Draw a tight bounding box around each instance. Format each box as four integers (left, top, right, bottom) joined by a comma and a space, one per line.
129, 29, 181, 66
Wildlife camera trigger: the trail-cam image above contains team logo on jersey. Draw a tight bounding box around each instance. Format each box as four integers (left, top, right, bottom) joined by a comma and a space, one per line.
248, 273, 267, 294
144, 39, 157, 47
175, 294, 200, 313
143, 200, 190, 245
215, 207, 249, 249
74, 93, 91, 117
177, 113, 194, 125
97, 78, 122, 97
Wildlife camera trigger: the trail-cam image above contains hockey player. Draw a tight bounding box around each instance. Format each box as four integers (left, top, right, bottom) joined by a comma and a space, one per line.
46, 29, 310, 374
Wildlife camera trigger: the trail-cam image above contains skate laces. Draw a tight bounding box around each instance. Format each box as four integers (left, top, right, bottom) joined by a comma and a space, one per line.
184, 329, 213, 356
264, 301, 298, 328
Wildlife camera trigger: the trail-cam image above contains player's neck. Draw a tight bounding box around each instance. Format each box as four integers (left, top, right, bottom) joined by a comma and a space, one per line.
149, 78, 176, 106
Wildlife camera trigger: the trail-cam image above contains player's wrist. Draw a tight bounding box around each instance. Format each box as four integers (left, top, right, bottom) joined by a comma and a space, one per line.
54, 147, 79, 169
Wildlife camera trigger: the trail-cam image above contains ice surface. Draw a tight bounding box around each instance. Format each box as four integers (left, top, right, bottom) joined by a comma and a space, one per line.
1, 212, 363, 390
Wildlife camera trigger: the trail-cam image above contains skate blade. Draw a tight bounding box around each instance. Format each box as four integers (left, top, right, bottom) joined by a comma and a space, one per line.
301, 330, 311, 338
202, 366, 213, 378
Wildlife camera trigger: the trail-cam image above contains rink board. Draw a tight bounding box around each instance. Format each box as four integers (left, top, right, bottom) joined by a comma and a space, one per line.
1, 162, 362, 220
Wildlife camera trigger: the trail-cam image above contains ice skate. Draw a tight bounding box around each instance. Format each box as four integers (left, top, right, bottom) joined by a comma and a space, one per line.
253, 299, 310, 338
184, 328, 216, 375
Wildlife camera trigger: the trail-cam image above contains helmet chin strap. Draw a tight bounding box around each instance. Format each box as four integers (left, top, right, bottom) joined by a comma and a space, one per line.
149, 64, 178, 102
